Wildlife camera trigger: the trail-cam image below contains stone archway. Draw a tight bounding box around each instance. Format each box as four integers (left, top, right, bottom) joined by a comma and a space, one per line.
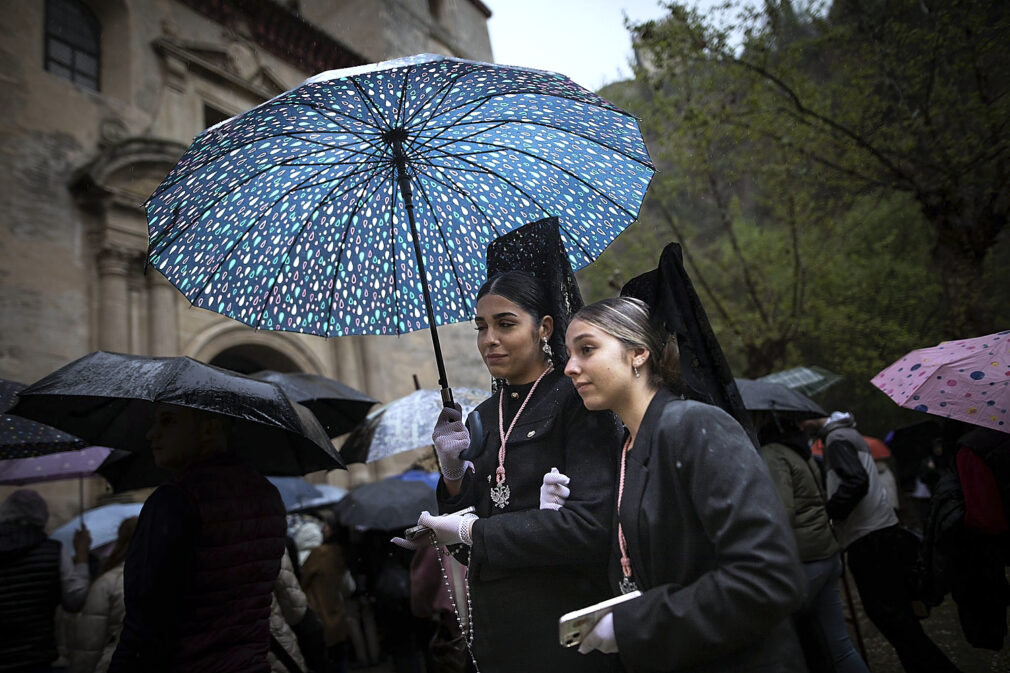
185, 321, 326, 376
209, 344, 299, 375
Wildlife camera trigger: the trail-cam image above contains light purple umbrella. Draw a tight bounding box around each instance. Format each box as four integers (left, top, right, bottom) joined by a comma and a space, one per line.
0, 446, 116, 485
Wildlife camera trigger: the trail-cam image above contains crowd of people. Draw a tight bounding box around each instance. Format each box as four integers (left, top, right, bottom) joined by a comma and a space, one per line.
1, 250, 1008, 673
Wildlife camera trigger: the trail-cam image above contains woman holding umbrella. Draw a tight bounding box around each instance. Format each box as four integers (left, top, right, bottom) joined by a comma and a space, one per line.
399, 268, 620, 673
561, 297, 806, 672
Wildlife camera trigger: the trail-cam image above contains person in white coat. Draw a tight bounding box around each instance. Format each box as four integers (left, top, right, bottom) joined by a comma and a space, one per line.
70, 517, 138, 673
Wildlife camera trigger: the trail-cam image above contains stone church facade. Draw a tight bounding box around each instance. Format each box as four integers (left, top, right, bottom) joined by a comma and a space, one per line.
0, 0, 495, 508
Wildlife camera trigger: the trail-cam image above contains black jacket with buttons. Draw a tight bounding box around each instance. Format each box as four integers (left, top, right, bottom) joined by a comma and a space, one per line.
438, 369, 620, 673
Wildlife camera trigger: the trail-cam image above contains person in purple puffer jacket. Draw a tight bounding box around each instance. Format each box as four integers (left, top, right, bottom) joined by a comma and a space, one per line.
109, 404, 287, 673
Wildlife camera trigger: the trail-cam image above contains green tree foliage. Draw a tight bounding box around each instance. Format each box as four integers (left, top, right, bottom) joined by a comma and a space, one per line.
578, 0, 1009, 433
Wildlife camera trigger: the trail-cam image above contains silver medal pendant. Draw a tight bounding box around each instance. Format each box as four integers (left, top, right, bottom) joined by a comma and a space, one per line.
490, 479, 510, 509
619, 576, 638, 595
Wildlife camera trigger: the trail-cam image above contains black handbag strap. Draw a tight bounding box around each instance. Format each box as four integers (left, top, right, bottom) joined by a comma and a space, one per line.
270, 634, 305, 673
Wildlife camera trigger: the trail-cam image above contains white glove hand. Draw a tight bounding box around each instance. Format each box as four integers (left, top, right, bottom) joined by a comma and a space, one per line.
432, 403, 469, 481
540, 467, 571, 510
416, 510, 478, 547
390, 534, 428, 550
578, 612, 618, 655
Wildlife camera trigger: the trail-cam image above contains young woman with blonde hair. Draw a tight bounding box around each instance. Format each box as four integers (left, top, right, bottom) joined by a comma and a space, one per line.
561, 296, 807, 672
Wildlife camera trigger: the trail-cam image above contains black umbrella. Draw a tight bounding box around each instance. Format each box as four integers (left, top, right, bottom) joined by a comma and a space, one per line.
734, 378, 827, 417
249, 370, 377, 437
1, 379, 89, 459
9, 351, 344, 476
336, 478, 436, 531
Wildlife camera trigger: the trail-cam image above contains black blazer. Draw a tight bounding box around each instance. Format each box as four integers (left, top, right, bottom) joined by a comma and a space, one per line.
611, 389, 807, 672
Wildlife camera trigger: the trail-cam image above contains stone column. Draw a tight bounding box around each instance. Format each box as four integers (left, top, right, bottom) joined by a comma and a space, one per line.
97, 249, 132, 353
147, 271, 179, 356
333, 335, 368, 391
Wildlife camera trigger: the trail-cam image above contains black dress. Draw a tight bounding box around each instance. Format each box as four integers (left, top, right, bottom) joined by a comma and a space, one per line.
438, 370, 620, 673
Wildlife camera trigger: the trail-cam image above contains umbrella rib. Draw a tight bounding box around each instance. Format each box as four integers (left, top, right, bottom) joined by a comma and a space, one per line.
253, 159, 390, 327
418, 89, 622, 127
349, 79, 393, 133
151, 144, 336, 251
432, 138, 643, 219
150, 114, 384, 198
407, 161, 506, 242
407, 97, 495, 151
323, 175, 391, 336
413, 148, 596, 262
395, 64, 412, 129
411, 176, 470, 308
188, 160, 363, 309
417, 145, 554, 219
388, 176, 403, 334
150, 142, 378, 257
402, 67, 474, 132
419, 118, 654, 170
406, 119, 510, 156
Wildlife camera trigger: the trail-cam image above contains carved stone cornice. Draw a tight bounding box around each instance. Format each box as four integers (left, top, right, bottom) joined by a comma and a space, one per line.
152, 37, 288, 100
176, 0, 365, 76
70, 137, 187, 213
97, 248, 141, 277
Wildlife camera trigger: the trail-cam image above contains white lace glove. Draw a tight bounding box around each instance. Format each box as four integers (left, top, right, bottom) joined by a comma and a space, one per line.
418, 510, 478, 546
432, 403, 469, 481
391, 510, 478, 551
540, 467, 571, 510
578, 613, 619, 655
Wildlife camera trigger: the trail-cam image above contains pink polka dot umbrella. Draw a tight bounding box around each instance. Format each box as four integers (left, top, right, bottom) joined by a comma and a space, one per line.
871, 330, 1010, 433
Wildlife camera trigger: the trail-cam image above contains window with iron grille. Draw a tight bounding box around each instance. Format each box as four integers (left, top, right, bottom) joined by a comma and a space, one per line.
44, 0, 101, 91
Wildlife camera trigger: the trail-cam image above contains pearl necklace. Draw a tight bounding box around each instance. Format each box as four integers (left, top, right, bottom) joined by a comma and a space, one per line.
491, 364, 554, 509
431, 538, 480, 671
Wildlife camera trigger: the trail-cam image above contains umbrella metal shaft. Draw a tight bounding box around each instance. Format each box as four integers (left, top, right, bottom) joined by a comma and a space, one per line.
390, 135, 454, 407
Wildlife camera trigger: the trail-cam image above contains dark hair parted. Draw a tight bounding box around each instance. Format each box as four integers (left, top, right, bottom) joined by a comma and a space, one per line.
572, 297, 682, 390
476, 270, 568, 370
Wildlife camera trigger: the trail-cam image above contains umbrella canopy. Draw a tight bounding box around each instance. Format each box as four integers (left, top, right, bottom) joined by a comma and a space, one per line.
9, 351, 344, 475
249, 370, 377, 437
872, 330, 1010, 433
393, 468, 441, 491
1, 379, 89, 459
290, 483, 348, 512
734, 378, 827, 417
145, 53, 653, 398
267, 476, 324, 511
0, 446, 118, 486
757, 366, 842, 398
51, 502, 144, 551
337, 478, 436, 531
339, 387, 490, 464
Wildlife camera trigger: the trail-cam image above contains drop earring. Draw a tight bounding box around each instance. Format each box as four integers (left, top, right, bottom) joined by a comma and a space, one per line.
542, 337, 553, 359
633, 363, 641, 379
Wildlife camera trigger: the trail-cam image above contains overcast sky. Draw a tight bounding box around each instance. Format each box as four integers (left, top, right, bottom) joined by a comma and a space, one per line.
484, 0, 674, 91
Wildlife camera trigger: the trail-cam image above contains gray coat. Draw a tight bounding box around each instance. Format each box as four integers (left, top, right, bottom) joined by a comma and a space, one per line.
611, 390, 807, 672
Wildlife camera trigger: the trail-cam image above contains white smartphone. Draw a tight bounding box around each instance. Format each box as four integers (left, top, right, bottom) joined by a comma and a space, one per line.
558, 590, 641, 648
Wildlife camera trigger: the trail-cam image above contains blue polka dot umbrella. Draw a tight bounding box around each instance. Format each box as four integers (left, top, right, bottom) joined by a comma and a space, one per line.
145, 54, 654, 402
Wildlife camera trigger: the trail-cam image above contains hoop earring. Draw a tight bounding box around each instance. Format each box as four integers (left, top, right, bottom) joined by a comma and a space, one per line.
633, 364, 640, 379
542, 337, 553, 359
